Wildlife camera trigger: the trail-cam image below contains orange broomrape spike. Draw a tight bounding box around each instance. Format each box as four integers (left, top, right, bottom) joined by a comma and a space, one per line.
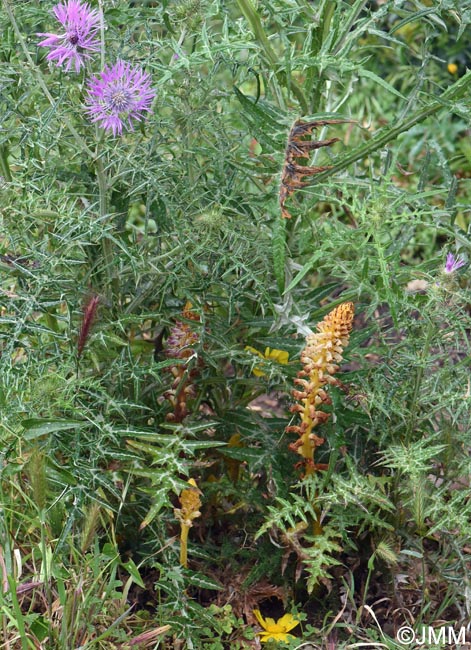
286, 302, 354, 476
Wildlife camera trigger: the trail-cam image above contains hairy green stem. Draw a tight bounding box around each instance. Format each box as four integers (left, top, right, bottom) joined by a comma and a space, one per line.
95, 156, 119, 301
308, 1, 336, 113
235, 0, 309, 113
372, 224, 398, 328
0, 145, 12, 182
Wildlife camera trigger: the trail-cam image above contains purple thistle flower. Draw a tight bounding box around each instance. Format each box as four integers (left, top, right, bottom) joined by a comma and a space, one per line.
444, 252, 466, 274
85, 61, 155, 136
37, 0, 101, 73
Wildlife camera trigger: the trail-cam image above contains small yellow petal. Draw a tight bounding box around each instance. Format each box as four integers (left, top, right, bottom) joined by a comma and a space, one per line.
276, 613, 300, 632
263, 617, 279, 630
448, 62, 458, 74
245, 346, 264, 359
266, 348, 289, 364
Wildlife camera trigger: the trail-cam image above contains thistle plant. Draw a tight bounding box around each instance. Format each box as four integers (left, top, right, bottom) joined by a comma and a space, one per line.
3, 0, 471, 645
286, 302, 354, 477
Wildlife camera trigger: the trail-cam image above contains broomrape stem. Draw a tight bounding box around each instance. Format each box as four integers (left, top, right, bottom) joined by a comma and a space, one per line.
180, 525, 189, 568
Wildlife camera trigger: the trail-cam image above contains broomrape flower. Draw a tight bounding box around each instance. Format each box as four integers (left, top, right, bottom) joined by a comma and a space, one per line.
245, 346, 289, 377
85, 60, 155, 136
286, 302, 354, 475
444, 252, 466, 274
253, 609, 299, 643
37, 0, 101, 73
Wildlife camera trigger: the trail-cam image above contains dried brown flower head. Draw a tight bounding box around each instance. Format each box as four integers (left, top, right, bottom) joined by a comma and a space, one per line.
279, 119, 350, 219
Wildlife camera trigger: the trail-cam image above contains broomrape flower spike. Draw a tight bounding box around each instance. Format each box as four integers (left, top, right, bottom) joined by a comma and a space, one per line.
253, 609, 299, 643
174, 479, 202, 568
444, 252, 466, 274
37, 0, 101, 73
86, 61, 155, 136
286, 302, 354, 476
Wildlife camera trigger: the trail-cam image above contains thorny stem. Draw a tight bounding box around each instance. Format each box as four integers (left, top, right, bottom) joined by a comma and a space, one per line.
308, 1, 335, 114
95, 156, 119, 302
370, 217, 399, 328
97, 0, 106, 70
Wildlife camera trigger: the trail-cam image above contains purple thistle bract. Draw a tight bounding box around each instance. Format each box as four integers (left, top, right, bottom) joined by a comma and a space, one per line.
444, 252, 466, 274
37, 0, 101, 73
85, 61, 155, 136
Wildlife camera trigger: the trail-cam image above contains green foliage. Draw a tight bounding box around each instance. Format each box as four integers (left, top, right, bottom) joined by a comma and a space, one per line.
2, 0, 471, 646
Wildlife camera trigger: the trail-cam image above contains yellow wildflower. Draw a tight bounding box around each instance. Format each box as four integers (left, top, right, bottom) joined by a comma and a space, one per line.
253, 609, 299, 643
447, 62, 458, 75
245, 346, 289, 377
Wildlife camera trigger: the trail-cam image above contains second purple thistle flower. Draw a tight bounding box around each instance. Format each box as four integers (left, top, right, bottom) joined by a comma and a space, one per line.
85, 61, 155, 136
37, 0, 101, 73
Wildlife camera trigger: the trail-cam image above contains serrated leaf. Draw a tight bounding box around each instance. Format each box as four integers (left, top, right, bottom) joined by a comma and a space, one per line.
283, 250, 324, 294
122, 558, 146, 588
233, 86, 283, 150
389, 8, 441, 34
140, 490, 170, 529
358, 69, 406, 101
183, 570, 223, 591
21, 419, 87, 440
220, 446, 265, 462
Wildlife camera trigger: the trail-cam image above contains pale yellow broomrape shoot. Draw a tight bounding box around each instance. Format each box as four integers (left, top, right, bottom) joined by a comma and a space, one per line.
174, 478, 202, 568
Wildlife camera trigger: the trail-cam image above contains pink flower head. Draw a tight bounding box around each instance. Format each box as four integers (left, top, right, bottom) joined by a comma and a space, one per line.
85, 61, 155, 136
444, 252, 466, 274
37, 0, 101, 73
